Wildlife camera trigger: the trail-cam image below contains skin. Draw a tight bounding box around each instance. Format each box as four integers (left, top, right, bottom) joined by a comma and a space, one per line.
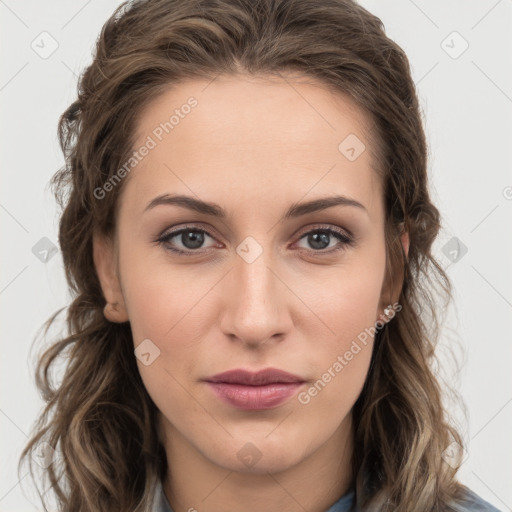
93, 73, 409, 512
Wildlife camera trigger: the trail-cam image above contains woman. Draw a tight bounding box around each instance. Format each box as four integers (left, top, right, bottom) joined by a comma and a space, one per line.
18, 0, 501, 511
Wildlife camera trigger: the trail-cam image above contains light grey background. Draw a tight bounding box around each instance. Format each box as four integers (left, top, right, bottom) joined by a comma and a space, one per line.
1, 1, 511, 511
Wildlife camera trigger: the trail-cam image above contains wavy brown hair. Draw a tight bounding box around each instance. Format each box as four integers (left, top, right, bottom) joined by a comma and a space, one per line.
19, 0, 475, 510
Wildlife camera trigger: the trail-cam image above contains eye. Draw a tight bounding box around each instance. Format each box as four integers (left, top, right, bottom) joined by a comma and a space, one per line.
155, 224, 355, 256
156, 225, 219, 254
294, 226, 354, 254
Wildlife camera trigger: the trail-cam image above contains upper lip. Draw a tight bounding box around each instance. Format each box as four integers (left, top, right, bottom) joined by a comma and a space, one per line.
204, 368, 305, 386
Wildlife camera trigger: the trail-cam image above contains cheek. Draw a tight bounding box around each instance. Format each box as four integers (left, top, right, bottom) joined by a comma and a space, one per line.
295, 246, 385, 393
296, 273, 380, 416
297, 251, 385, 342
123, 260, 205, 417
118, 237, 203, 343
118, 241, 217, 396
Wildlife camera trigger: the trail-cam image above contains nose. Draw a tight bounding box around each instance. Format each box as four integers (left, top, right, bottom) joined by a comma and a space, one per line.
219, 245, 293, 348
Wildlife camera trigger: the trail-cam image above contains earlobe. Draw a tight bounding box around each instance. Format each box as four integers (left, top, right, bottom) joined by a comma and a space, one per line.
401, 229, 410, 260
92, 231, 129, 323
103, 301, 128, 323
377, 227, 409, 325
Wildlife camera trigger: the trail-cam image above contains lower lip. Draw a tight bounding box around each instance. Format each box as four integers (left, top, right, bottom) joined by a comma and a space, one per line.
205, 382, 303, 410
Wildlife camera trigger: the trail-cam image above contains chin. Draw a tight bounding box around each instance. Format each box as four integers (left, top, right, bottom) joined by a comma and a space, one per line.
203, 435, 310, 475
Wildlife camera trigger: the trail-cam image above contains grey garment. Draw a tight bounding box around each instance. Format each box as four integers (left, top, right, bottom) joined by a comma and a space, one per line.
152, 481, 354, 512
152, 479, 502, 512
454, 488, 502, 512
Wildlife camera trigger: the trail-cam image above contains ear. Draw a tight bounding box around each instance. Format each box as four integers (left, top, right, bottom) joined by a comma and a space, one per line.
93, 230, 129, 323
377, 227, 409, 324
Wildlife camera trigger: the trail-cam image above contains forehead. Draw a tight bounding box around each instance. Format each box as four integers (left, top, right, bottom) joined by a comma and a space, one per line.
120, 73, 383, 221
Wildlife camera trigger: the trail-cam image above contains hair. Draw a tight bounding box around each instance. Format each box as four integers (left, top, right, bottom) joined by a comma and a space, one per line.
19, 0, 475, 510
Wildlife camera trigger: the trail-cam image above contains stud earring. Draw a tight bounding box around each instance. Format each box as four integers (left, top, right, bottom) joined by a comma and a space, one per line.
376, 306, 394, 328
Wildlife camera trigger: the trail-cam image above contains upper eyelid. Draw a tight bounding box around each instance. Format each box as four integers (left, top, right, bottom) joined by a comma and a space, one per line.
296, 224, 353, 239
159, 223, 217, 241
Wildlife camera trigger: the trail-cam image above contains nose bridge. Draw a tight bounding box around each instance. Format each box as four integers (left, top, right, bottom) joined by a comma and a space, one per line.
237, 250, 274, 310
222, 238, 289, 345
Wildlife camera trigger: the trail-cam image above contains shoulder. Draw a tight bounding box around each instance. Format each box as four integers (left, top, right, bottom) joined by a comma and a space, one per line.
455, 487, 502, 512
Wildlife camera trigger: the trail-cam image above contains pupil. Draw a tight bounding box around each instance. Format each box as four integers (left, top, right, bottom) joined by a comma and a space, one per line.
182, 230, 204, 249
309, 232, 329, 250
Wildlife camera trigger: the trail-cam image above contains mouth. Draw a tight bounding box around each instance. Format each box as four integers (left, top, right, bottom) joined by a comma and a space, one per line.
203, 368, 306, 410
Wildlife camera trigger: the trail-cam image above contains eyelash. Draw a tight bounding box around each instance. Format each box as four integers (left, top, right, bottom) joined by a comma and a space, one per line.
155, 224, 355, 256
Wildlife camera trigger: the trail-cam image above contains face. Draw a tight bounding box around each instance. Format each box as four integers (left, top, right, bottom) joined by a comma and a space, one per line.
95, 73, 403, 475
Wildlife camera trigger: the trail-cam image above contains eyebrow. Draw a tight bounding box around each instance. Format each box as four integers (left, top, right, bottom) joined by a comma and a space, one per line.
143, 193, 368, 219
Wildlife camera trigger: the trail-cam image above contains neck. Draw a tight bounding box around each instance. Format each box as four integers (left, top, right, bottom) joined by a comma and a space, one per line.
161, 412, 354, 512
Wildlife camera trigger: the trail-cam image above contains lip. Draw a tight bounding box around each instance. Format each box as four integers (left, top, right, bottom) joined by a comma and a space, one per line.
205, 368, 305, 385
203, 368, 306, 410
